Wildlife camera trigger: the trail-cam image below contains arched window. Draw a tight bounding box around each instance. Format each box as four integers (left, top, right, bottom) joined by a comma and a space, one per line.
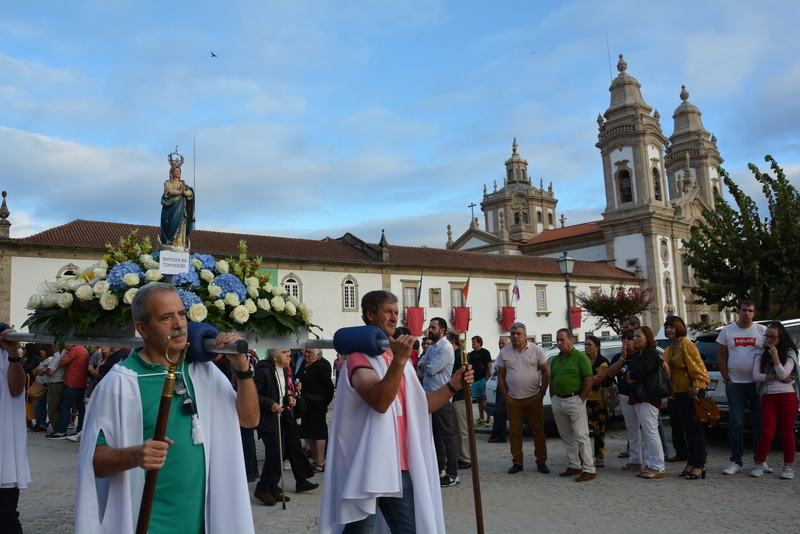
547, 213, 553, 225
56, 263, 80, 279
507, 169, 513, 181
537, 211, 542, 223
342, 277, 358, 311
521, 168, 526, 180
281, 273, 302, 301
618, 170, 632, 203
653, 168, 662, 201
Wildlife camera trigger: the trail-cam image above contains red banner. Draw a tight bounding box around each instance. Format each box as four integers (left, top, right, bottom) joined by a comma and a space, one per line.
571, 307, 582, 328
501, 306, 516, 332
405, 307, 424, 336
454, 307, 471, 333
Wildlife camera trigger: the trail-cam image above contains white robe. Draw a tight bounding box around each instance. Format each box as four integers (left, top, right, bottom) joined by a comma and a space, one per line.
318, 353, 445, 534
0, 348, 30, 490
74, 360, 254, 534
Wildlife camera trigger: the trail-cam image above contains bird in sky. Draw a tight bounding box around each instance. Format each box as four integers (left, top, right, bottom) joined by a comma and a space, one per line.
211, 51, 217, 57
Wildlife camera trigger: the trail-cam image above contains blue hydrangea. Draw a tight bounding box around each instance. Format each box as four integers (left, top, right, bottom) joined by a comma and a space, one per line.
191, 253, 217, 272
170, 269, 201, 289
213, 273, 246, 301
177, 289, 202, 311
107, 262, 145, 292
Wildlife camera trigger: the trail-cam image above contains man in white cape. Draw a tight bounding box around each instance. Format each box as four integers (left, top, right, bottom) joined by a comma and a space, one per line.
318, 290, 473, 533
74, 283, 259, 534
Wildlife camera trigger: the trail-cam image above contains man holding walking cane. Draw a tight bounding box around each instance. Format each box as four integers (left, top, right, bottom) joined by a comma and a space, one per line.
74, 282, 259, 534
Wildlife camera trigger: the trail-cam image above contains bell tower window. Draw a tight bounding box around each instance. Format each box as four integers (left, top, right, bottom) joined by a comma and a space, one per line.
618, 169, 632, 203
507, 169, 513, 181
653, 168, 662, 201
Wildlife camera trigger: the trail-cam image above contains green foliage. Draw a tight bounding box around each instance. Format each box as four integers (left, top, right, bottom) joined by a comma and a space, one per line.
576, 286, 657, 334
682, 156, 800, 318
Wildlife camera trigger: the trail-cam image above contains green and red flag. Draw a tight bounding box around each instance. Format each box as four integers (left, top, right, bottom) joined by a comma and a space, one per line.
462, 275, 471, 303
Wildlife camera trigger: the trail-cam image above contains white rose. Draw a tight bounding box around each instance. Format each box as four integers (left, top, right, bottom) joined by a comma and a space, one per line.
302, 309, 313, 323
188, 303, 208, 322
246, 277, 260, 288
93, 281, 111, 296
173, 246, 186, 253
26, 293, 42, 309
140, 254, 160, 270
58, 293, 74, 308
208, 284, 222, 297
230, 305, 250, 324
216, 260, 229, 274
257, 298, 271, 311
55, 278, 69, 291
200, 269, 214, 283
100, 293, 119, 310
247, 286, 259, 299
191, 258, 202, 270
288, 295, 300, 306
298, 302, 308, 313
224, 292, 240, 307
75, 284, 95, 301
145, 269, 163, 282
93, 268, 107, 279
262, 283, 273, 292
42, 294, 59, 307
75, 266, 92, 278
123, 288, 138, 305
285, 301, 296, 316
214, 299, 225, 311
68, 278, 84, 291
123, 272, 140, 287
270, 296, 285, 312
244, 298, 257, 314
272, 286, 286, 297
94, 259, 109, 270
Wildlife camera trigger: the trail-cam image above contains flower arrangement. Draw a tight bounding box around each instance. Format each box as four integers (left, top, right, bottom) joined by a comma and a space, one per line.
23, 229, 318, 347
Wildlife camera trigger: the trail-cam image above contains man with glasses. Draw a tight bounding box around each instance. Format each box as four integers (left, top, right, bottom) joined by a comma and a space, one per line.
717, 299, 767, 475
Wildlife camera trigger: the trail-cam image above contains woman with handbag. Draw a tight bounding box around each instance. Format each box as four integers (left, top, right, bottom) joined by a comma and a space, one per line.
607, 330, 642, 471
752, 322, 799, 480
584, 335, 609, 467
625, 326, 667, 479
296, 348, 334, 473
664, 316, 710, 480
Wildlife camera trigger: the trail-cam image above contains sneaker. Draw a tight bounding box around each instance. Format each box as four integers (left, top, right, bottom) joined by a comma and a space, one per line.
781, 466, 794, 479
749, 464, 763, 477
283, 460, 291, 471
722, 462, 742, 475
457, 460, 471, 469
440, 474, 460, 487
474, 419, 486, 425
46, 432, 68, 440
763, 462, 774, 474
484, 421, 491, 427
66, 431, 82, 442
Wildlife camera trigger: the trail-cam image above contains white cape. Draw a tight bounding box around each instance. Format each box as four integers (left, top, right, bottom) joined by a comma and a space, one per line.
318, 353, 445, 534
74, 361, 254, 534
0, 349, 30, 489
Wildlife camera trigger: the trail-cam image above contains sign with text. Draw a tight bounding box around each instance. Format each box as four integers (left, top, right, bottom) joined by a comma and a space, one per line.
159, 251, 190, 274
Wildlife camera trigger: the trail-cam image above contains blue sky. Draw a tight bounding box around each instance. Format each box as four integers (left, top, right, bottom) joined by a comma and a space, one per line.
2, 0, 798, 246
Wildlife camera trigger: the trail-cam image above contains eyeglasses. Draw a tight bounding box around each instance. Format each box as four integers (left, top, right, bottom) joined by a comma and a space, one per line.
584, 343, 596, 348
765, 334, 780, 340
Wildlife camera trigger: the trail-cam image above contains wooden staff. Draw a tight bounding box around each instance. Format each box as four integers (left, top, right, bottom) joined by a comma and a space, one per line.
135, 337, 189, 534
458, 332, 484, 534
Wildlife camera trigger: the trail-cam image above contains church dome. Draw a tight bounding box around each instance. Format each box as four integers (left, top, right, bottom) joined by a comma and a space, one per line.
603, 55, 653, 122
669, 85, 710, 143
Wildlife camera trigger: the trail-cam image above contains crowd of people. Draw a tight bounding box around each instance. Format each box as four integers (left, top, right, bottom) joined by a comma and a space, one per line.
2, 290, 798, 533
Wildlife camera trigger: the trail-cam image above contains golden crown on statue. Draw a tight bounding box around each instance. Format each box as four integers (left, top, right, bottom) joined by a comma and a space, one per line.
168, 146, 185, 169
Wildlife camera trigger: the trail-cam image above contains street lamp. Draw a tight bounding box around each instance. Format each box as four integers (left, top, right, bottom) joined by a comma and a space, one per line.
557, 251, 575, 331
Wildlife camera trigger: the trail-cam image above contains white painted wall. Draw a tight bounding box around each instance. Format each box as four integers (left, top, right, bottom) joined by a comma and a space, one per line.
613, 233, 646, 274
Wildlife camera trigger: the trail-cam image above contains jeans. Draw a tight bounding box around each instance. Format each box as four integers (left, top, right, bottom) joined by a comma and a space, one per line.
619, 394, 642, 464
57, 386, 85, 434
431, 402, 457, 477
34, 394, 48, 427
634, 401, 665, 471
490, 393, 508, 441
756, 392, 798, 464
552, 395, 594, 473
674, 392, 707, 468
342, 471, 415, 534
506, 393, 547, 466
727, 382, 762, 465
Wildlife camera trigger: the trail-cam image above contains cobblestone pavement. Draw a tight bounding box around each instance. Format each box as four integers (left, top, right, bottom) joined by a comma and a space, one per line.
18, 422, 800, 533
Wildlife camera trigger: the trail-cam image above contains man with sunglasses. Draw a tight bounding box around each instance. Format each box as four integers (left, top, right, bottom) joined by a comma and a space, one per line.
75, 282, 259, 534
717, 299, 767, 475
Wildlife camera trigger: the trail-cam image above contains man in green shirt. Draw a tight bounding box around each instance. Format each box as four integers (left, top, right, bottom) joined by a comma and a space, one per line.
548, 328, 595, 482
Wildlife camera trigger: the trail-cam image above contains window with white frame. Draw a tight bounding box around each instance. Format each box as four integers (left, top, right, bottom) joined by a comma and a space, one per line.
342, 277, 357, 311
451, 287, 464, 308
535, 285, 547, 310
282, 274, 302, 301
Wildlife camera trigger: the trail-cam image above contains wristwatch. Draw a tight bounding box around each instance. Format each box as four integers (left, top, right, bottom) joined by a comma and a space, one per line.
234, 363, 255, 380
8, 357, 21, 363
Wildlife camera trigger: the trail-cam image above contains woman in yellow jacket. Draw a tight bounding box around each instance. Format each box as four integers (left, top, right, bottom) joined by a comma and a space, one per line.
664, 316, 710, 480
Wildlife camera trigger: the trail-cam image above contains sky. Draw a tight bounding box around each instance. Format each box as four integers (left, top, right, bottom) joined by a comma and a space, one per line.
2, 0, 799, 247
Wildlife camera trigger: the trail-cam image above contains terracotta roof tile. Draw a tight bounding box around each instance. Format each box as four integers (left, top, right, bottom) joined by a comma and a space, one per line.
524, 222, 603, 245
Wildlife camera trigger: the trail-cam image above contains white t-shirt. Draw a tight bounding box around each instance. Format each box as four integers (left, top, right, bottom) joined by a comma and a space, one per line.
717, 322, 766, 383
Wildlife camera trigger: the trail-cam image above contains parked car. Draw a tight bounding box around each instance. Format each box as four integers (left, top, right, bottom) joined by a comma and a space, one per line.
695, 318, 800, 448
485, 339, 663, 425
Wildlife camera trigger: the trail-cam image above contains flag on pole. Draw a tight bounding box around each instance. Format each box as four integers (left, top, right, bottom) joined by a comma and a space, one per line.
417, 271, 423, 306
462, 274, 471, 303
512, 276, 520, 301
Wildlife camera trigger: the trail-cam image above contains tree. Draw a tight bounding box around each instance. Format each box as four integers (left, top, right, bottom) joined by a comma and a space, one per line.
682, 156, 800, 318
576, 286, 657, 334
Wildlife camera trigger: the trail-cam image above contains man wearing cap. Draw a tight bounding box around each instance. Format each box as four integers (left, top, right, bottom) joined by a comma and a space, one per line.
74, 282, 259, 534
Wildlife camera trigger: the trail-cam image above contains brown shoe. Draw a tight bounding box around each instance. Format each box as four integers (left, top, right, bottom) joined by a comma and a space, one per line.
254, 491, 277, 506
640, 468, 665, 479
271, 493, 291, 502
575, 471, 596, 482
667, 455, 688, 463
559, 468, 582, 477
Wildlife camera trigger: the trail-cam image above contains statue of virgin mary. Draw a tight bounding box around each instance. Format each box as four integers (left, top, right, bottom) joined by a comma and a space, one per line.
159, 147, 195, 250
